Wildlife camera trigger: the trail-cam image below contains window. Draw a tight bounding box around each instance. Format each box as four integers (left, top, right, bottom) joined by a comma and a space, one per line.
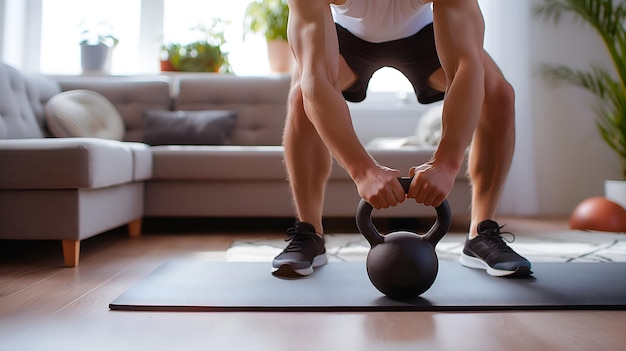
162, 0, 266, 76
40, 0, 141, 75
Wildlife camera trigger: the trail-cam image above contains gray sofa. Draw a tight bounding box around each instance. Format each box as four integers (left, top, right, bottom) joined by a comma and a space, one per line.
0, 62, 471, 266
0, 64, 152, 266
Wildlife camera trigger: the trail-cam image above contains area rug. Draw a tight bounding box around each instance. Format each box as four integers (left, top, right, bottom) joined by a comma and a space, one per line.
109, 260, 626, 312
226, 231, 626, 263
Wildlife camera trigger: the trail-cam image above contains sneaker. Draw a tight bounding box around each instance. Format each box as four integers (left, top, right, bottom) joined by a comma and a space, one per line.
272, 222, 327, 277
460, 220, 533, 277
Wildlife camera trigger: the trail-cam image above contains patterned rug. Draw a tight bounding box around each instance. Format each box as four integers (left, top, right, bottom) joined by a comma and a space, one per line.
227, 230, 626, 263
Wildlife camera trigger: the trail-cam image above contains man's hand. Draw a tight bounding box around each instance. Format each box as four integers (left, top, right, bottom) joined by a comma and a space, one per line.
408, 161, 457, 207
355, 165, 405, 210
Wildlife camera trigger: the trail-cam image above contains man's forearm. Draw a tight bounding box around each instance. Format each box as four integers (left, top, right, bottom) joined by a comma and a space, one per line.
433, 60, 484, 172
300, 76, 377, 179
431, 0, 486, 172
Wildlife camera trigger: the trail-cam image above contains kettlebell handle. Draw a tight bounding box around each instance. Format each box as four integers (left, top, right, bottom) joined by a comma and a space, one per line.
356, 177, 452, 247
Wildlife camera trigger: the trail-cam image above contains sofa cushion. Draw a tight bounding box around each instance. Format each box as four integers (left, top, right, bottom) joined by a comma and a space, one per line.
0, 63, 47, 139
148, 145, 467, 182
143, 110, 237, 146
150, 145, 288, 180
174, 75, 290, 146
45, 89, 125, 140
24, 73, 63, 134
54, 76, 173, 142
121, 141, 153, 181
0, 138, 137, 189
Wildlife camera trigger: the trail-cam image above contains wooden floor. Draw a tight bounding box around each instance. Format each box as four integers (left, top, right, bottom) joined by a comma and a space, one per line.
1, 216, 625, 351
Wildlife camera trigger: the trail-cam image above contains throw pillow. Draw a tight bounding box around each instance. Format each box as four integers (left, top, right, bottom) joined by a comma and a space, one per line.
45, 89, 125, 140
414, 103, 443, 146
143, 110, 237, 146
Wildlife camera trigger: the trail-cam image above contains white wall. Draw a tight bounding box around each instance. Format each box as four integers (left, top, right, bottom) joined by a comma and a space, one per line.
529, 0, 620, 216
484, 0, 621, 216
481, 0, 539, 216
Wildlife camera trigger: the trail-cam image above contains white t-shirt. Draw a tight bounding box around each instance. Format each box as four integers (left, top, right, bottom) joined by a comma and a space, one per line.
331, 0, 433, 43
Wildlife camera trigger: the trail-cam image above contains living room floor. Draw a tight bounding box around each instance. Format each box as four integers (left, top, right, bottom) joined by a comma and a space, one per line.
1, 216, 625, 351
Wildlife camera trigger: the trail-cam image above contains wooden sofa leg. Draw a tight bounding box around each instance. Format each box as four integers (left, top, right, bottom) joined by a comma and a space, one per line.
62, 240, 80, 267
128, 218, 142, 238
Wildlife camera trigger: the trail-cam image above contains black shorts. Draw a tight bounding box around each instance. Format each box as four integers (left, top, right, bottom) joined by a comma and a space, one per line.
336, 23, 445, 104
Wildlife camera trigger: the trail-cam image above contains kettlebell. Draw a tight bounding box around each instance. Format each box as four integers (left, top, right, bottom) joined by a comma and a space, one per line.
356, 177, 452, 300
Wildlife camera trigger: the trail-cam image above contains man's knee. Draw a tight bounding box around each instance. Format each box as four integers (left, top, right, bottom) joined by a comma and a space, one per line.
486, 75, 514, 108
483, 76, 515, 130
288, 81, 304, 110
285, 82, 318, 137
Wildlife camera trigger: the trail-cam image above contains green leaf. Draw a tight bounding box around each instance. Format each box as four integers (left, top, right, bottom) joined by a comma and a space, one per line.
244, 0, 289, 41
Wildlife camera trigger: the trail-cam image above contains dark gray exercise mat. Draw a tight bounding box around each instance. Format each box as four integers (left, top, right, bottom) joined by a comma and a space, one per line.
109, 261, 626, 312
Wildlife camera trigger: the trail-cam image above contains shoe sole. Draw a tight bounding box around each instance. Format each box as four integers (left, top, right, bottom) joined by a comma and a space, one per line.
272, 253, 328, 278
272, 254, 328, 278
459, 254, 532, 277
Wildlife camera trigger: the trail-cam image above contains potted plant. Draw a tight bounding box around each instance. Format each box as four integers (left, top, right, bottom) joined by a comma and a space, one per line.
78, 20, 119, 74
244, 0, 292, 72
161, 19, 232, 73
534, 0, 626, 208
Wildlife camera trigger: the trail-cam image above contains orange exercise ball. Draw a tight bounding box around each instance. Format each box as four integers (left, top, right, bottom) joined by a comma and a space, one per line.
570, 196, 626, 233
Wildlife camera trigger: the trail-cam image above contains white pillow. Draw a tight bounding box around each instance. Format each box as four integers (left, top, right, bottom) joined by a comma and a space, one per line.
414, 103, 443, 146
45, 89, 125, 140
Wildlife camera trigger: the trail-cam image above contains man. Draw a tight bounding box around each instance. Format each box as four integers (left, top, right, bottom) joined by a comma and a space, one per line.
272, 0, 532, 278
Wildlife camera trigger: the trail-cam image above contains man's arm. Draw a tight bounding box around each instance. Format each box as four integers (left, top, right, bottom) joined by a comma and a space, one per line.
287, 0, 405, 209
409, 0, 486, 207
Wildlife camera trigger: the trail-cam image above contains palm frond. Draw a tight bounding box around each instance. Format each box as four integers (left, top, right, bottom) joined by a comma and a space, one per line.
537, 63, 619, 98
534, 0, 626, 89
534, 0, 626, 178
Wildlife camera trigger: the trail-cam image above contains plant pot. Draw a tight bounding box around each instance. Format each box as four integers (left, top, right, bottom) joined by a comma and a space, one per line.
81, 43, 113, 74
160, 59, 177, 72
605, 179, 626, 210
267, 40, 293, 73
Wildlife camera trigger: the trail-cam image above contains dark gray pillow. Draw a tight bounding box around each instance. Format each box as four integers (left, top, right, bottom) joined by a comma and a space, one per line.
143, 110, 237, 146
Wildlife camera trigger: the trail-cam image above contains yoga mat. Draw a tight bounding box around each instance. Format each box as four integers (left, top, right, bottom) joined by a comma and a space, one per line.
110, 261, 626, 312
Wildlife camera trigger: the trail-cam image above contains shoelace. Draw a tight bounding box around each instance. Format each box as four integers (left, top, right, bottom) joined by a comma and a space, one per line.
283, 228, 315, 252
483, 224, 516, 252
